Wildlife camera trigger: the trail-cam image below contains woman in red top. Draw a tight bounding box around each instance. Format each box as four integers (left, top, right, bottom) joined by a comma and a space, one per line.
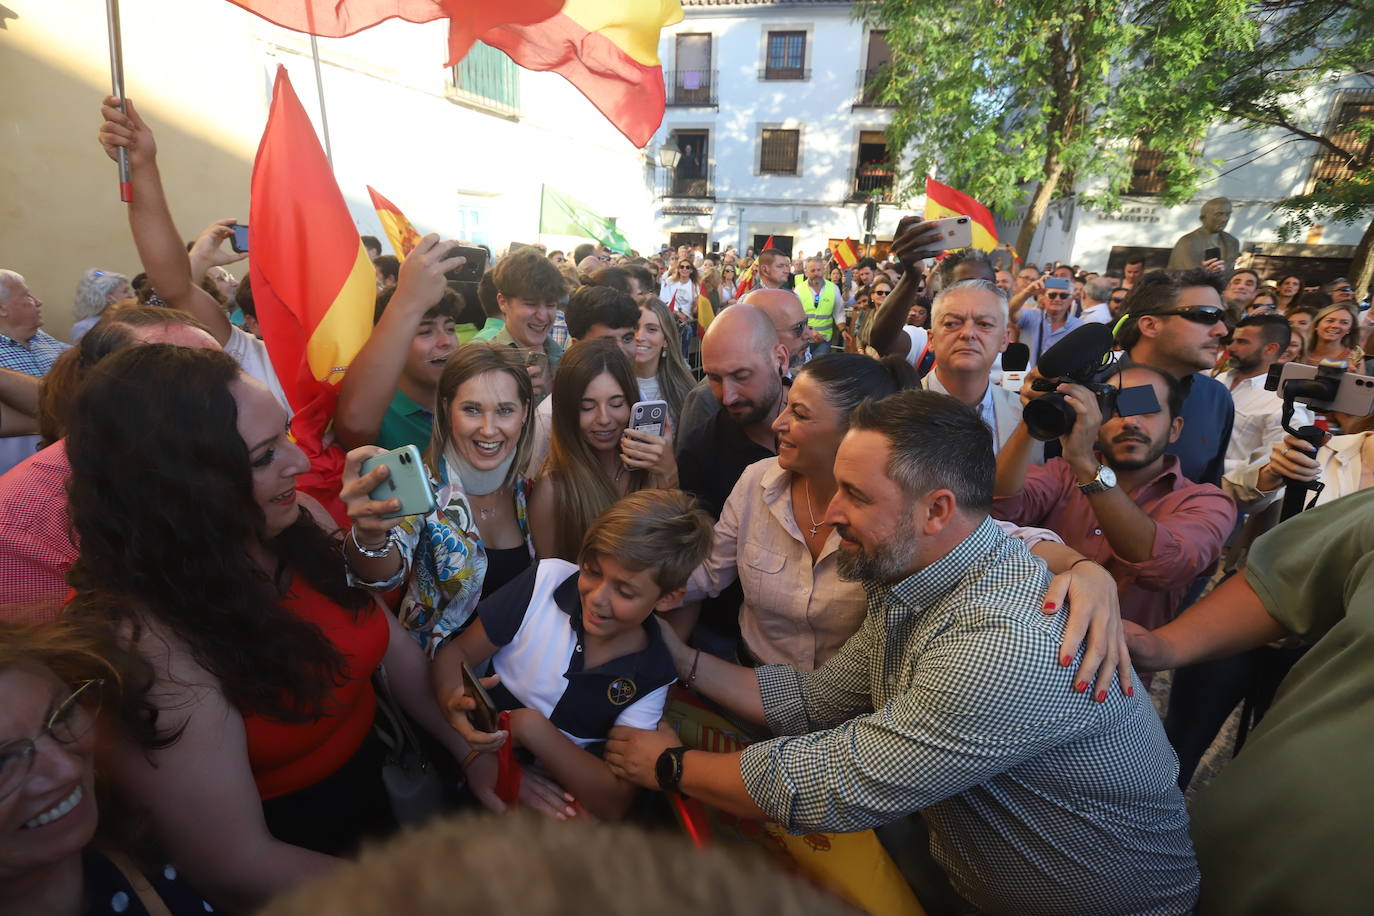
62, 346, 506, 913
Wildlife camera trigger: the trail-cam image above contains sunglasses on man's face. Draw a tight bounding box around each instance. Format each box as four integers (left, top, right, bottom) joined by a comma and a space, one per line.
1159, 305, 1226, 324
1044, 292, 1072, 300
1334, 286, 1354, 293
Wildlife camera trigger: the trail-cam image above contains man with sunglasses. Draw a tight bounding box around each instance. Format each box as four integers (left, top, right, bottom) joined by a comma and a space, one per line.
1113, 269, 1233, 487
1013, 265, 1083, 371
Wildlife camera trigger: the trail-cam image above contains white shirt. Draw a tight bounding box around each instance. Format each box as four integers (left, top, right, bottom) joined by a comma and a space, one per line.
223, 326, 290, 411
687, 458, 1062, 671
1079, 302, 1113, 324
659, 280, 697, 317
926, 371, 1001, 455
1215, 369, 1314, 475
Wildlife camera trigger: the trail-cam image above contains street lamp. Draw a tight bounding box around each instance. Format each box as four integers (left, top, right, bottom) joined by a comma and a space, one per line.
658, 136, 681, 170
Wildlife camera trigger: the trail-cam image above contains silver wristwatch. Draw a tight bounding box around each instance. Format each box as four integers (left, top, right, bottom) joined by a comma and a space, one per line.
1077, 464, 1117, 495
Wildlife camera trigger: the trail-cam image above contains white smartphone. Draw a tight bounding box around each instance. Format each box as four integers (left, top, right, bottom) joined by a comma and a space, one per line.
629, 399, 670, 437
931, 215, 974, 251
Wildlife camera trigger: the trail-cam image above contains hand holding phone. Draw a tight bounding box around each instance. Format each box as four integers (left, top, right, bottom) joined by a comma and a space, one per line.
930, 215, 975, 251
445, 245, 488, 284
461, 662, 500, 734
359, 445, 436, 518
230, 224, 250, 254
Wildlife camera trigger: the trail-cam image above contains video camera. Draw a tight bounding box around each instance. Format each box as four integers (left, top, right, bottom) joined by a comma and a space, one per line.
1022, 323, 1161, 441
1264, 359, 1374, 419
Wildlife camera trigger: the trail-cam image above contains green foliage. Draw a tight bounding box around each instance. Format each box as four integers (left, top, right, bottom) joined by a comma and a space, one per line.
860, 0, 1253, 221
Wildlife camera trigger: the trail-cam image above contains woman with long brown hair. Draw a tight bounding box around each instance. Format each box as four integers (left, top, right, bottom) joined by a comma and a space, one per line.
528, 339, 677, 560
631, 296, 695, 421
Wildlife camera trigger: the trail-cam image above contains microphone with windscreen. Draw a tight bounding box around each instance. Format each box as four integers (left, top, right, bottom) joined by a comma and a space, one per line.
999, 342, 1030, 392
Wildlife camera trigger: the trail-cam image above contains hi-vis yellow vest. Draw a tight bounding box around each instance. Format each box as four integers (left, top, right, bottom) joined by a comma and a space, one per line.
794, 276, 839, 336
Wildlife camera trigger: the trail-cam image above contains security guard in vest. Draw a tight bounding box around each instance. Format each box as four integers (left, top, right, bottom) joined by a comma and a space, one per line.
793, 255, 843, 357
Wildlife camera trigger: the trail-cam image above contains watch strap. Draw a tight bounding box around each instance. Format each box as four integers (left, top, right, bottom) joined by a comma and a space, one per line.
656, 746, 689, 792
1077, 465, 1114, 495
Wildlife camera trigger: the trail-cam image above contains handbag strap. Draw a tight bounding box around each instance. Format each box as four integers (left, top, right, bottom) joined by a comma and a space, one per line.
102, 850, 175, 916
373, 663, 427, 764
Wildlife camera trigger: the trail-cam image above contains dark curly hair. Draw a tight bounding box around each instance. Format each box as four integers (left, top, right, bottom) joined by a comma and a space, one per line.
64, 345, 371, 723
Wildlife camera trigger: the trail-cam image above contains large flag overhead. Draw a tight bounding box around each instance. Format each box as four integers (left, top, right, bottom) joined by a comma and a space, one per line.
482, 0, 684, 146
924, 177, 999, 252
539, 185, 632, 253
224, 0, 682, 147
225, 0, 563, 69
832, 237, 860, 269
367, 185, 422, 258
250, 66, 375, 521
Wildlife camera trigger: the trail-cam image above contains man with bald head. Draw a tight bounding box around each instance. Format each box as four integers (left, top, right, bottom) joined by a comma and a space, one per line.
676, 304, 789, 519
674, 286, 807, 449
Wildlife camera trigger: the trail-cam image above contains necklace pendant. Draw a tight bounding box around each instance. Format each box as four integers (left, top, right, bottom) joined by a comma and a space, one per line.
809, 523, 819, 537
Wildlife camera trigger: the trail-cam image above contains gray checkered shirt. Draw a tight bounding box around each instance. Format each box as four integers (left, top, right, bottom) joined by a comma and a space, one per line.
739, 517, 1199, 916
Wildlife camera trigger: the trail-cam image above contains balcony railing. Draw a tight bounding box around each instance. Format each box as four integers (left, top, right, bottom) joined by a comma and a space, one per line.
850, 166, 897, 203
759, 66, 811, 82
448, 42, 520, 117
854, 67, 896, 107
660, 166, 715, 200
665, 70, 718, 107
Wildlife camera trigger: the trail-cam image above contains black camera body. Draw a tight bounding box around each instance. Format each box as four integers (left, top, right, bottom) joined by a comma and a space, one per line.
1024, 376, 1119, 442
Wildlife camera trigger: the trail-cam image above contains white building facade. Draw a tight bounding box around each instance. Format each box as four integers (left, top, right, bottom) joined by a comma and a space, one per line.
651, 0, 910, 258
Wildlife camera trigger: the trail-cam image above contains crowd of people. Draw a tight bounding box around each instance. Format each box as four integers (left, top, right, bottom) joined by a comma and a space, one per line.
0, 95, 1370, 916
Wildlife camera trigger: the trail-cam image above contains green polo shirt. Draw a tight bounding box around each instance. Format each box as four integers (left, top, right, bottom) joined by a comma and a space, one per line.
376, 387, 433, 452
1190, 485, 1374, 914
472, 318, 506, 342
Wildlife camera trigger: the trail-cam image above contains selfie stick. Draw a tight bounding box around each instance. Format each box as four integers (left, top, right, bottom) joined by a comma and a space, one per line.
105, 0, 131, 202
1277, 383, 1330, 522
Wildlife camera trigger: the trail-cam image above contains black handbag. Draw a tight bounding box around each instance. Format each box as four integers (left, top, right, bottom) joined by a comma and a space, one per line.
372, 663, 446, 826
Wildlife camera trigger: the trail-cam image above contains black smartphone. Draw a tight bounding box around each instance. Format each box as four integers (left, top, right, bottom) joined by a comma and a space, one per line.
445, 245, 488, 284
230, 224, 249, 254
1204, 246, 1221, 262
460, 662, 499, 733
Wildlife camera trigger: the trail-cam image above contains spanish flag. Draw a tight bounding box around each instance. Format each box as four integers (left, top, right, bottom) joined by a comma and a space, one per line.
368, 186, 422, 259
482, 0, 684, 147
924, 177, 998, 252
224, 0, 564, 70
250, 66, 375, 523
832, 237, 859, 269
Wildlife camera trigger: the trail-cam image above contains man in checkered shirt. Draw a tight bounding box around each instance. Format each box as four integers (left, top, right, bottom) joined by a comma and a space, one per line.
609, 390, 1198, 915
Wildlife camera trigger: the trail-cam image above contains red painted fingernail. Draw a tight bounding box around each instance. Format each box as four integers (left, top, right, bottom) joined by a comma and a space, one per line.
1095, 690, 1107, 703
1043, 601, 1057, 610
1126, 686, 1134, 697
1060, 655, 1072, 667
1075, 681, 1087, 693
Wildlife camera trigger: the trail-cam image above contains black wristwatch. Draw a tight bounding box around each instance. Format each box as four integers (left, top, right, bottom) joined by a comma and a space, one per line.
655, 746, 690, 792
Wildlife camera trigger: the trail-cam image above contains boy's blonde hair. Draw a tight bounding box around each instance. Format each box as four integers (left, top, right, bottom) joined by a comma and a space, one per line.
578, 489, 713, 595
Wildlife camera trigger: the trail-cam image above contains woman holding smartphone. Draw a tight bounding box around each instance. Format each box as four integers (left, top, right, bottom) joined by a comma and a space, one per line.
528, 339, 677, 560
631, 297, 695, 421
341, 344, 540, 655
62, 346, 533, 912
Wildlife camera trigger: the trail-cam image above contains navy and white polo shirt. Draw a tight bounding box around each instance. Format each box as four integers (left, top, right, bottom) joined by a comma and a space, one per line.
478, 559, 678, 748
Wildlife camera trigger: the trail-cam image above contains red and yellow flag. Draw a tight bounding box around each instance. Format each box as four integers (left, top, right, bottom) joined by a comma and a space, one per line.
483, 0, 684, 147
224, 0, 563, 69
832, 237, 859, 269
924, 177, 998, 252
367, 186, 422, 258
249, 66, 375, 523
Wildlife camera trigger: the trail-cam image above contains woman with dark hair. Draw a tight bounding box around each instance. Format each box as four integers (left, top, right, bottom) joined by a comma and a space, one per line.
528, 339, 676, 560
0, 617, 215, 915
679, 353, 1127, 676
341, 343, 537, 654
1274, 274, 1303, 313
62, 345, 502, 912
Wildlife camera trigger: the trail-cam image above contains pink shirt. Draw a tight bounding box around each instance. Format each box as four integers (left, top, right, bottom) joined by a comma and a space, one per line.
691, 458, 1062, 670
991, 455, 1236, 631
0, 441, 75, 622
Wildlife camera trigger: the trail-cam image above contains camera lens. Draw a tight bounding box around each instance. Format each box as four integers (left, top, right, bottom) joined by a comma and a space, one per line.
1024, 392, 1078, 441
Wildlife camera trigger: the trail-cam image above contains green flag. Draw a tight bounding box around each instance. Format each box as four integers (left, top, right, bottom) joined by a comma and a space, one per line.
539, 185, 631, 254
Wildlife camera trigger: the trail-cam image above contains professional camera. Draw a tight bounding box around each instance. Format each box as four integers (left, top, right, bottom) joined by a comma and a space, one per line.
1022, 324, 1160, 441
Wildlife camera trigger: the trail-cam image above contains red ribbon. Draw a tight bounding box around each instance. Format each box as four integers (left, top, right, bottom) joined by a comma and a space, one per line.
495, 710, 521, 806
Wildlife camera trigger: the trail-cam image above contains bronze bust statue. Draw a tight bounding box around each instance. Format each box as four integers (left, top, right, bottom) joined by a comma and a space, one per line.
1168, 197, 1240, 271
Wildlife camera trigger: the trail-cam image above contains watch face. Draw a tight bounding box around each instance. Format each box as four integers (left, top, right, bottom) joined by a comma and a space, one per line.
655, 749, 677, 790
1099, 466, 1117, 488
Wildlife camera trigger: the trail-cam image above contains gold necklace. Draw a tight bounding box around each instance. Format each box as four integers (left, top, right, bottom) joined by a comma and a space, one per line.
802, 478, 827, 538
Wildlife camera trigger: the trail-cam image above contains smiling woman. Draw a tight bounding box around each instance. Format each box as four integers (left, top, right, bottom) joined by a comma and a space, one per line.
0, 617, 210, 916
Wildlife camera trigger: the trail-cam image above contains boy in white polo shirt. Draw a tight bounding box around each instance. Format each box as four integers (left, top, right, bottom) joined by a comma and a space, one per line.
434, 489, 713, 819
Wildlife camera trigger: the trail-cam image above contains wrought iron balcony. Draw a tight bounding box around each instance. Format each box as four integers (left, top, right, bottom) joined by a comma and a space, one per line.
660, 165, 715, 200
665, 70, 718, 107
850, 166, 897, 203
854, 67, 896, 107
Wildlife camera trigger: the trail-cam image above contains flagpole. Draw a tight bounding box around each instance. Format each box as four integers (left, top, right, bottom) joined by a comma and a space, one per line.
104, 0, 131, 202
309, 35, 334, 168
537, 184, 545, 247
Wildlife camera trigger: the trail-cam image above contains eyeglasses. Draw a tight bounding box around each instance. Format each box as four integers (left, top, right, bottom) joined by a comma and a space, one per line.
1109, 296, 1128, 304
0, 680, 103, 801
872, 289, 891, 297
1159, 305, 1227, 324
1044, 292, 1072, 300
779, 319, 807, 337
1334, 286, 1354, 293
